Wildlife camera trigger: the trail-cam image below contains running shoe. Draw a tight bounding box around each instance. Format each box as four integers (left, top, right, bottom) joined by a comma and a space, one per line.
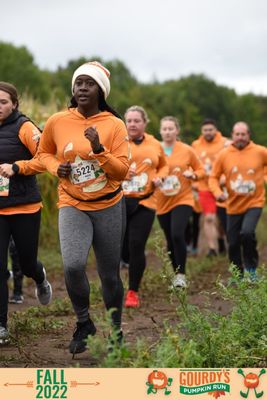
125, 290, 140, 308
9, 294, 24, 304
120, 260, 129, 269
69, 319, 96, 354
207, 248, 217, 258
244, 268, 258, 283
172, 273, 187, 288
35, 268, 52, 305
0, 324, 9, 345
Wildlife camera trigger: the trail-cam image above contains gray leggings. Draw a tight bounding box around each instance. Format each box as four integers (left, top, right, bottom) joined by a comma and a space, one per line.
58, 199, 125, 328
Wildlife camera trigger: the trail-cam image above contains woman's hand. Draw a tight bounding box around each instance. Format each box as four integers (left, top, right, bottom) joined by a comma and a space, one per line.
152, 177, 163, 188
84, 126, 101, 153
183, 169, 196, 180
0, 164, 14, 178
57, 161, 71, 178
216, 193, 228, 202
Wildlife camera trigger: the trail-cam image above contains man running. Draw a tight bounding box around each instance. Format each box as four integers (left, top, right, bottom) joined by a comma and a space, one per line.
209, 121, 267, 280
192, 119, 229, 256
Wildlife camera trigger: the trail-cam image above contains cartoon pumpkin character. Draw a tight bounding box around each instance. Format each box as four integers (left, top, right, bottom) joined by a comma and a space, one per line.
146, 370, 172, 395
238, 368, 266, 398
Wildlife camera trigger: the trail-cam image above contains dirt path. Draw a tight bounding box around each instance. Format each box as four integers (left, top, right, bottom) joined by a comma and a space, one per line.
0, 250, 235, 368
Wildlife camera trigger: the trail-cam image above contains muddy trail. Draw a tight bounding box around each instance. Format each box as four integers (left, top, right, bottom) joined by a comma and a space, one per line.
0, 248, 239, 368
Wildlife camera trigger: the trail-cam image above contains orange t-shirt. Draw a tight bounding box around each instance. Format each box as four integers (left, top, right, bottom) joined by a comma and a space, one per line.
37, 109, 129, 211
122, 133, 168, 210
209, 142, 267, 214
192, 131, 230, 191
0, 121, 44, 215
156, 141, 205, 215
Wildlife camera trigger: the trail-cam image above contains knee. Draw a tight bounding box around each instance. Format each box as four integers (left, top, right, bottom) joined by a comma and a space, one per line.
101, 275, 119, 290
130, 237, 144, 253
240, 230, 254, 244
205, 214, 216, 224
64, 261, 86, 277
172, 231, 184, 244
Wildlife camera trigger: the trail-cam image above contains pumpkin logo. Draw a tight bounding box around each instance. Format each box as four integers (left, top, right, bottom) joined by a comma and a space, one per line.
146, 370, 173, 395
238, 368, 266, 398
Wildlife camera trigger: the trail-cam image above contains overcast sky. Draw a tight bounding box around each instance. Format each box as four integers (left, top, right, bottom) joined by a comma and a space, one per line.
1, 0, 267, 95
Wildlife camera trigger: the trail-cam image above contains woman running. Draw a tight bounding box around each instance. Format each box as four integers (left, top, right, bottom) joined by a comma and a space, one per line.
122, 106, 168, 308
0, 82, 52, 345
156, 116, 204, 287
37, 62, 129, 355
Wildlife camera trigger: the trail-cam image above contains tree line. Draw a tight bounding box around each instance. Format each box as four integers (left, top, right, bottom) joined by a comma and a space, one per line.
1, 41, 267, 145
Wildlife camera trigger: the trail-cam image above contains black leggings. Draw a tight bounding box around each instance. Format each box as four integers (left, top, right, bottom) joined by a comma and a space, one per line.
158, 205, 192, 274
185, 211, 201, 249
121, 198, 155, 292
0, 211, 44, 327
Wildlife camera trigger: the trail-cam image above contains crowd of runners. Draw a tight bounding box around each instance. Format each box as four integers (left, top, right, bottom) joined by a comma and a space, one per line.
0, 61, 267, 354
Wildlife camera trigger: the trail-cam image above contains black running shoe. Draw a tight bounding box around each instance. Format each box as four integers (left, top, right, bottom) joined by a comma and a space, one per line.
69, 319, 96, 355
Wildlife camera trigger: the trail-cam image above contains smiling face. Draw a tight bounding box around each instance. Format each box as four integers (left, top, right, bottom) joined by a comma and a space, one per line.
160, 119, 179, 146
0, 90, 17, 123
125, 110, 146, 140
232, 122, 250, 149
244, 373, 259, 389
148, 371, 168, 389
73, 75, 100, 111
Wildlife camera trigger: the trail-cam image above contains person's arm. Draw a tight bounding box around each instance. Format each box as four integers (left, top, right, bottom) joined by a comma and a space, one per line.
85, 120, 129, 181
209, 155, 226, 201
152, 145, 169, 187
37, 117, 62, 176
183, 148, 205, 180
0, 121, 45, 177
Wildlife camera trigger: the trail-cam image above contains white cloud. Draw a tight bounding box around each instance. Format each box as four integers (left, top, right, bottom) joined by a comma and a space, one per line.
1, 0, 267, 94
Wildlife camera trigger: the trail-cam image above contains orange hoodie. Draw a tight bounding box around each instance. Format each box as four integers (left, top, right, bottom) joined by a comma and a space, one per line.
37, 109, 129, 211
156, 141, 205, 215
209, 141, 267, 214
192, 131, 230, 191
122, 133, 168, 209
0, 121, 44, 215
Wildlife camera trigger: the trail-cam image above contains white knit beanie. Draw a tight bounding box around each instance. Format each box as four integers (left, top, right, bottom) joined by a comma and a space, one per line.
71, 61, 110, 99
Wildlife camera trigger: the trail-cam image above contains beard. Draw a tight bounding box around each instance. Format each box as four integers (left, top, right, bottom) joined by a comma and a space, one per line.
234, 140, 249, 149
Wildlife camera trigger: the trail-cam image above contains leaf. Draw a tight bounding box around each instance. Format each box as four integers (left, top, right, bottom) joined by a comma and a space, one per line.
208, 391, 226, 398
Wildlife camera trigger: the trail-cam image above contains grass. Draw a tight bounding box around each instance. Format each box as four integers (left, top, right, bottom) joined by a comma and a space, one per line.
3, 205, 267, 367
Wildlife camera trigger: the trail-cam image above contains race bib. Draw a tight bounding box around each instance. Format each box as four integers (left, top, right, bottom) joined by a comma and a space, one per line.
230, 179, 256, 195
70, 159, 104, 185
122, 173, 148, 194
160, 175, 181, 196
0, 175, 9, 196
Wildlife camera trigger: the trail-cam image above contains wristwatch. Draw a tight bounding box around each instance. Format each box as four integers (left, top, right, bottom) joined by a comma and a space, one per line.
93, 144, 105, 154
12, 163, 19, 174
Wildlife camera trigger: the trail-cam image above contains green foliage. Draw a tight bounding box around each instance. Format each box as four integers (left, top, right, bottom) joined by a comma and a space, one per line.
0, 42, 51, 102
1, 41, 267, 144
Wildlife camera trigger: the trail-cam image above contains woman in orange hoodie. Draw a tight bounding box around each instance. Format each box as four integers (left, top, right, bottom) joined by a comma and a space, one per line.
156, 116, 204, 287
122, 106, 168, 308
37, 62, 129, 355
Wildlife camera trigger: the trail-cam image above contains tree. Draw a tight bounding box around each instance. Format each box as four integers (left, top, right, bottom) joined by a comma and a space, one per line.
0, 42, 50, 101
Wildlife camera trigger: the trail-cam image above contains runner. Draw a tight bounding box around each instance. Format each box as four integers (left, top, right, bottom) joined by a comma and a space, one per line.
209, 121, 267, 280
156, 116, 204, 287
192, 118, 229, 257
122, 106, 168, 307
37, 62, 129, 355
0, 82, 52, 345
